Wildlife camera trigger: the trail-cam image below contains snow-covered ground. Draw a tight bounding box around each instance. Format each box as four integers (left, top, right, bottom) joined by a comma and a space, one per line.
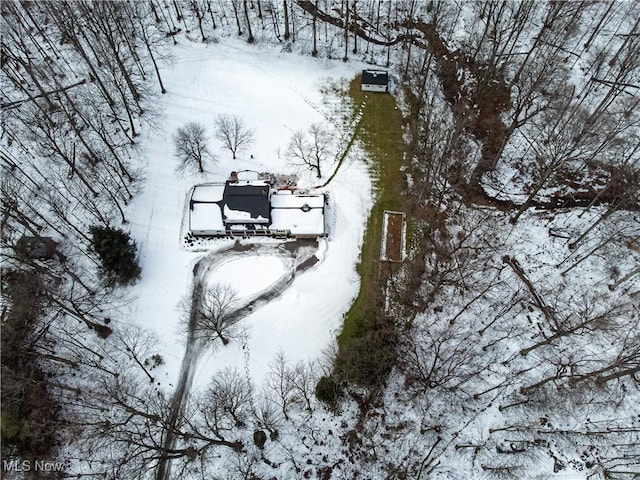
125, 38, 373, 392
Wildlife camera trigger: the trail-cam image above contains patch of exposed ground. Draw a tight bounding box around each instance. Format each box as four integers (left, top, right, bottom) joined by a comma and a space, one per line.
383, 211, 405, 263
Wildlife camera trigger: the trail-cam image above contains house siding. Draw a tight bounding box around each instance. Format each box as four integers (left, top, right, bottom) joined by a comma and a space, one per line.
362, 83, 388, 92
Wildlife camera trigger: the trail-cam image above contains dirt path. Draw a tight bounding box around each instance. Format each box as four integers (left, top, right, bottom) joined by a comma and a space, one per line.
155, 240, 320, 480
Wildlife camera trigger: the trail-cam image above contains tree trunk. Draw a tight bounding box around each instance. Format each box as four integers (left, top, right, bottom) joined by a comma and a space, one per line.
243, 0, 255, 43
231, 0, 243, 35
283, 0, 290, 40
343, 0, 349, 61
312, 0, 318, 56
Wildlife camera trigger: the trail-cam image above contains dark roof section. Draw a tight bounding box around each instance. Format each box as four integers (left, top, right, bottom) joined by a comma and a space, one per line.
362, 69, 389, 85
223, 182, 270, 221
17, 236, 58, 260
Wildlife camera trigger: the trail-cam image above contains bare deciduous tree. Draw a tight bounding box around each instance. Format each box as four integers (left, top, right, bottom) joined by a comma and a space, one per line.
194, 283, 239, 345
265, 351, 295, 421
285, 123, 331, 178
251, 395, 283, 440
399, 320, 488, 395
289, 360, 317, 413
173, 122, 216, 174
214, 114, 254, 159
113, 326, 161, 383
204, 368, 253, 431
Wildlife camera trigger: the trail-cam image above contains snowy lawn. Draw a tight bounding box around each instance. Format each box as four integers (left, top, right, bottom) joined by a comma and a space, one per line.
125, 38, 373, 391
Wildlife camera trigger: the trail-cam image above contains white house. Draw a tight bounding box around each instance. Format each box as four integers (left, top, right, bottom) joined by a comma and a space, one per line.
187, 172, 326, 238
361, 69, 389, 92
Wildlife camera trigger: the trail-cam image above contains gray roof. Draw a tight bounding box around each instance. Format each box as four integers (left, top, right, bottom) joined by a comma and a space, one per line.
223, 182, 270, 221
362, 69, 389, 85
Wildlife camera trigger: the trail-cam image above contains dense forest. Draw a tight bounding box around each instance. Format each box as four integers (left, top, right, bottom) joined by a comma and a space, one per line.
1, 1, 639, 479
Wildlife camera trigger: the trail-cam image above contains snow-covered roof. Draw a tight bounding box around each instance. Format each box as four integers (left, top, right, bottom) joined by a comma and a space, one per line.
236, 170, 260, 181
270, 193, 325, 236
190, 202, 224, 232
189, 183, 325, 236
191, 184, 225, 202
270, 208, 325, 236
224, 204, 269, 224
270, 193, 324, 209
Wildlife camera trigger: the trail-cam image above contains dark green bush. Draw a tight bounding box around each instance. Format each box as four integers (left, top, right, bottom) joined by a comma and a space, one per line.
315, 375, 341, 405
90, 226, 141, 285
336, 313, 397, 388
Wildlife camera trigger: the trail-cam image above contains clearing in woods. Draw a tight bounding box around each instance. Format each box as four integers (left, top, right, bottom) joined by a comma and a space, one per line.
337, 75, 406, 347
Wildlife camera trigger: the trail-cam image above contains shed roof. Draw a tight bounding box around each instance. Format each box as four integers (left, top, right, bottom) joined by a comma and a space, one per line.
362, 69, 389, 85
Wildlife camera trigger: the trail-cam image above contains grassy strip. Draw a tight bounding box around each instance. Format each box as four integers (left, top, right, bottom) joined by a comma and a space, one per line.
337, 76, 406, 349
319, 107, 365, 188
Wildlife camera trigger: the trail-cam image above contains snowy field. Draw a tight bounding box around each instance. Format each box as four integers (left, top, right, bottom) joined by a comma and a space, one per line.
125, 38, 373, 392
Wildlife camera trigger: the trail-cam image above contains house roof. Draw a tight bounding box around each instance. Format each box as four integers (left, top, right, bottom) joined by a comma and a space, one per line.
362, 69, 389, 85
270, 209, 324, 236
188, 179, 326, 236
222, 181, 270, 223
190, 203, 224, 232
270, 193, 325, 236
270, 193, 324, 209
191, 184, 225, 202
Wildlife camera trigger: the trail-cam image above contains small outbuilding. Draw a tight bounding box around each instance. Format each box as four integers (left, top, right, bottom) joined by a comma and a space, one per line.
16, 236, 60, 260
380, 211, 406, 263
361, 69, 389, 93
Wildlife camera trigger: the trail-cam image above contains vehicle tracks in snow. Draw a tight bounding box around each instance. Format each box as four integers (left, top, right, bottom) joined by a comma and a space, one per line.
155, 240, 320, 480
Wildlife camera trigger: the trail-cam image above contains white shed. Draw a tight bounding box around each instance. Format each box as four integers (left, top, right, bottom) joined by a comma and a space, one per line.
361, 69, 389, 93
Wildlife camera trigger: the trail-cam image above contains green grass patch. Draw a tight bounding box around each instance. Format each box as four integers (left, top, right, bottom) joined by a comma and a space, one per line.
337, 76, 406, 349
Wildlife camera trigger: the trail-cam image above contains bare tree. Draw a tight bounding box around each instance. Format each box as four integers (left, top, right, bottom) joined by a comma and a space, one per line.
265, 351, 295, 421
251, 394, 283, 440
194, 283, 239, 345
243, 0, 255, 43
288, 360, 317, 413
173, 122, 216, 174
282, 0, 290, 40
285, 123, 332, 178
204, 368, 253, 431
113, 326, 161, 383
214, 114, 255, 160
398, 318, 490, 395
